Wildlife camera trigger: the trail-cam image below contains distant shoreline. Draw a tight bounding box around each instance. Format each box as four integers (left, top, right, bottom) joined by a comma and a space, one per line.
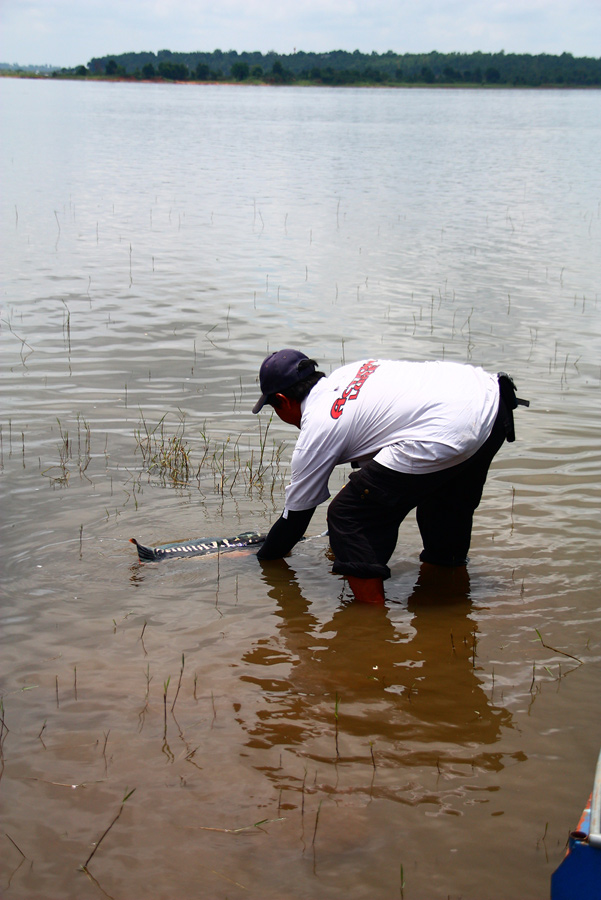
2, 72, 598, 90
5, 48, 599, 89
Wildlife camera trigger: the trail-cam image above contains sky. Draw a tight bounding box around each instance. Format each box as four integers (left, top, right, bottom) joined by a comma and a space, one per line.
1, 0, 599, 68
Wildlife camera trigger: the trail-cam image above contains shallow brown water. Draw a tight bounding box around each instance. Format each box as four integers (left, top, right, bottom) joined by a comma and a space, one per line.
1, 79, 600, 899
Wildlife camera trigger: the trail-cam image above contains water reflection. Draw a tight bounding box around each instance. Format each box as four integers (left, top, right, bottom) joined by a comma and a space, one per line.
241, 562, 515, 775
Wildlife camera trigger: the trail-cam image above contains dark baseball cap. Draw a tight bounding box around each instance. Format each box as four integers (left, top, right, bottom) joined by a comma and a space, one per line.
252, 349, 317, 414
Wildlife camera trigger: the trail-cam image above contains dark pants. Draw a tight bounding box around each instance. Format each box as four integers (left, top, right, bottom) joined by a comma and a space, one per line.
327, 399, 508, 580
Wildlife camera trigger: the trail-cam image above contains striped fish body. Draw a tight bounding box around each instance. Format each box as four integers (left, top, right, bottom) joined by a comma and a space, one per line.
130, 532, 267, 563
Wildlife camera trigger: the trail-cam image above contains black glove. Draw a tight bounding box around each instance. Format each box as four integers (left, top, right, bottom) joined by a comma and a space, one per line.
256, 507, 316, 559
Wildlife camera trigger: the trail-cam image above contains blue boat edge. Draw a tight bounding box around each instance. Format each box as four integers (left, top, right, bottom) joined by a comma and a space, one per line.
550, 747, 601, 900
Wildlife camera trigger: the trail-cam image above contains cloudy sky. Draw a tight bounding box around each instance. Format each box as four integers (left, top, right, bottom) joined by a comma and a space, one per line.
1, 0, 599, 68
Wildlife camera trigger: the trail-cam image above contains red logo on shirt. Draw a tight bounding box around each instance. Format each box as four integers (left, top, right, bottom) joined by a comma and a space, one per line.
330, 360, 379, 419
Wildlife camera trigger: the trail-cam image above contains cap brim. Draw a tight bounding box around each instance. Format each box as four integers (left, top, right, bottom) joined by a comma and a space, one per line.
252, 395, 268, 414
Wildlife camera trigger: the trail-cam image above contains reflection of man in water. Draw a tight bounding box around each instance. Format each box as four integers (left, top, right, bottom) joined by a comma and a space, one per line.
252, 350, 527, 604
241, 559, 513, 773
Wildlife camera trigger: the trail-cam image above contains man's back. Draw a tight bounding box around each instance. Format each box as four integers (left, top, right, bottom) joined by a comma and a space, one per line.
286, 359, 499, 512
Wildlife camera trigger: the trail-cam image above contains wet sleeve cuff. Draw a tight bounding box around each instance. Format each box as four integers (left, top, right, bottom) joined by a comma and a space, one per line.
256, 507, 316, 559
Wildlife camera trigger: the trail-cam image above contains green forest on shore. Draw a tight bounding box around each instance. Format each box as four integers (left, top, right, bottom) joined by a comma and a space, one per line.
4, 48, 601, 87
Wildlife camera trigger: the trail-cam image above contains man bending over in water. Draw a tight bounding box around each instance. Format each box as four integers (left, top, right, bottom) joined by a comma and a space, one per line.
252, 349, 527, 604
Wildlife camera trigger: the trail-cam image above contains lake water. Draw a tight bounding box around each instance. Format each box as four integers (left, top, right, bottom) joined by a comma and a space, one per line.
1, 78, 600, 899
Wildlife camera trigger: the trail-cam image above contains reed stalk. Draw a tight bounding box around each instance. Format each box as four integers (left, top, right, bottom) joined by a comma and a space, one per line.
81, 788, 136, 871
312, 800, 323, 846
171, 654, 185, 712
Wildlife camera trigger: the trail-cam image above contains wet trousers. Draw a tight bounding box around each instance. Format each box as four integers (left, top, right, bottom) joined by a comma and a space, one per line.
327, 399, 508, 580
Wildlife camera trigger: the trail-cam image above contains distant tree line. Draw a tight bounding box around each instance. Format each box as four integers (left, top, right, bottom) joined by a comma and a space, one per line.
57, 49, 600, 87
0, 62, 58, 74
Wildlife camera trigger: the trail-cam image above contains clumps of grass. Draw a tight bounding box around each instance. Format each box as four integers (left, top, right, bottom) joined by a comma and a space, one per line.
42, 415, 92, 486
37, 407, 288, 498
151, 430, 191, 483
133, 410, 288, 495
134, 413, 191, 486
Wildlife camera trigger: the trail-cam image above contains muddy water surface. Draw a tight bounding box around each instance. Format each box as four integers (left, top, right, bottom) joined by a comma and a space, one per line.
1, 79, 600, 899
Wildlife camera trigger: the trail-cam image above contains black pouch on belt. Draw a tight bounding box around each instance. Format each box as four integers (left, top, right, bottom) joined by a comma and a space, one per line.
497, 373, 530, 442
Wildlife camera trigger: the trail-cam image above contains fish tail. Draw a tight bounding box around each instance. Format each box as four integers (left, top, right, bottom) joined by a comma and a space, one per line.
129, 538, 160, 562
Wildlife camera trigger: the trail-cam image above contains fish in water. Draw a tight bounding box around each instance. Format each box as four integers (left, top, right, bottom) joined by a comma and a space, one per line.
130, 532, 267, 563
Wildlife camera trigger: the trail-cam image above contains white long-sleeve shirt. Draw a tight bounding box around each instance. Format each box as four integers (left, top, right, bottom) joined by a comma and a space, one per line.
284, 359, 500, 513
